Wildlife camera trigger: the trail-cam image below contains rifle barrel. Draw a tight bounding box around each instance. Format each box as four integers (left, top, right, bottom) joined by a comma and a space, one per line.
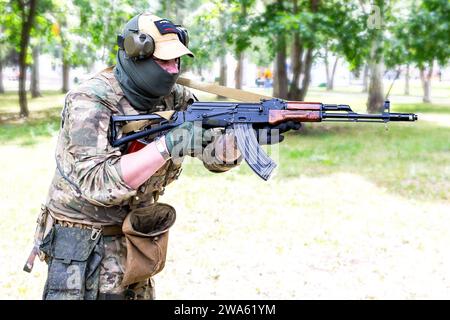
323, 112, 417, 122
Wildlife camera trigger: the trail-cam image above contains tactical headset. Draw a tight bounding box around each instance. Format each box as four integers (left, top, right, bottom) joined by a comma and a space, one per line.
117, 14, 189, 60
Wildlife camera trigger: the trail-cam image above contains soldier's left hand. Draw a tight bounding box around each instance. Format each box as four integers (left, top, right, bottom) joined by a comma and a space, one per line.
253, 121, 302, 145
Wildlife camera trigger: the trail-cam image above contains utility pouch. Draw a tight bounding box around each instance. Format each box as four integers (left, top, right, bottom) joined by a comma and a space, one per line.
40, 224, 104, 300
121, 203, 176, 286
23, 204, 54, 273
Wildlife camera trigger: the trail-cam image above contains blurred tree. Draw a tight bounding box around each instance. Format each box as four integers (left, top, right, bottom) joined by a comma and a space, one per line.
58, 1, 100, 91
30, 45, 41, 97
227, 0, 255, 89
30, 0, 54, 98
1, 0, 53, 113
0, 23, 6, 94
252, 0, 290, 98
255, 0, 365, 100
384, 8, 412, 97
0, 2, 7, 93
288, 0, 319, 100
48, 0, 151, 93
160, 0, 190, 23
13, 0, 38, 117
363, 0, 388, 113
401, 0, 449, 103
361, 64, 369, 92
184, 0, 231, 87
322, 42, 339, 91
318, 0, 363, 91
189, 0, 255, 89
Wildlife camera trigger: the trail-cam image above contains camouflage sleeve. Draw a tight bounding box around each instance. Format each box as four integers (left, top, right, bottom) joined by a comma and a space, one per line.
61, 79, 136, 206
172, 83, 196, 111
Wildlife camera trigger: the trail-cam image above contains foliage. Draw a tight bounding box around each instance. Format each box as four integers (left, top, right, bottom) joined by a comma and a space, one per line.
399, 0, 449, 69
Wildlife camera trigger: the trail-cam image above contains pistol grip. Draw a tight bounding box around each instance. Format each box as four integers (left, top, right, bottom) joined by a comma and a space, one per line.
233, 123, 277, 180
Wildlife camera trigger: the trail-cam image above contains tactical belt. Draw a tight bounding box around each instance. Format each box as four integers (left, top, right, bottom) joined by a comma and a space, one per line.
54, 219, 124, 237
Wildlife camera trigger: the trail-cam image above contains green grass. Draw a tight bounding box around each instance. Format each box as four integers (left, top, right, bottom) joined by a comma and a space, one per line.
0, 110, 60, 146
391, 103, 450, 114
0, 90, 65, 113
0, 91, 64, 146
278, 122, 449, 201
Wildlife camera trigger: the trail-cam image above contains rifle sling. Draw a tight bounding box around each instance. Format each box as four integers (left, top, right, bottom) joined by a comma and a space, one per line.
177, 76, 273, 102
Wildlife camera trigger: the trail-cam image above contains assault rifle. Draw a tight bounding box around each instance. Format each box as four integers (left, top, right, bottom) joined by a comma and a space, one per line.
110, 99, 417, 180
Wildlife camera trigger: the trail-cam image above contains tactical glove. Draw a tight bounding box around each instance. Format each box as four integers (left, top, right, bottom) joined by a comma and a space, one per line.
165, 123, 241, 165
253, 121, 302, 145
164, 121, 205, 158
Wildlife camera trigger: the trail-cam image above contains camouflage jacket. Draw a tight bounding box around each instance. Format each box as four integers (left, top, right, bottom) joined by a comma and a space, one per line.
45, 68, 239, 226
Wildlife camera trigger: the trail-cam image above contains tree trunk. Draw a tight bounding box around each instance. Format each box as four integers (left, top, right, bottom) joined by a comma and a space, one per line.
18, 0, 38, 117
62, 60, 70, 93
197, 66, 202, 78
288, 31, 303, 99
404, 64, 410, 95
234, 2, 247, 90
219, 55, 227, 86
367, 34, 384, 113
31, 45, 41, 98
165, 0, 171, 19
324, 46, 330, 90
298, 48, 314, 100
329, 57, 339, 90
420, 64, 433, 103
367, 60, 384, 113
362, 63, 369, 92
327, 56, 339, 91
288, 0, 303, 99
0, 59, 4, 94
234, 52, 244, 89
216, 55, 227, 99
287, 0, 318, 100
273, 33, 288, 99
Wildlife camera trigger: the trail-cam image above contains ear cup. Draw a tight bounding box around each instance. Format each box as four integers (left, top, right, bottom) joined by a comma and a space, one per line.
176, 26, 189, 48
123, 32, 155, 59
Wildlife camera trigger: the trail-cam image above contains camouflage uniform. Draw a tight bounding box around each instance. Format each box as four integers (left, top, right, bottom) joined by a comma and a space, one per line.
41, 68, 239, 300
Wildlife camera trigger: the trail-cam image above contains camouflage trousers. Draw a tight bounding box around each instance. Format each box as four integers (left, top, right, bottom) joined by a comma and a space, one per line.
99, 236, 155, 300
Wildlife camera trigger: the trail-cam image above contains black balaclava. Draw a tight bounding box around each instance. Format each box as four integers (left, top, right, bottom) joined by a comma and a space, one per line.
114, 50, 179, 112
114, 14, 180, 112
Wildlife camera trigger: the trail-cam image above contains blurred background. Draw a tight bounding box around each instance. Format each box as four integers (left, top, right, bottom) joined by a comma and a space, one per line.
0, 0, 449, 299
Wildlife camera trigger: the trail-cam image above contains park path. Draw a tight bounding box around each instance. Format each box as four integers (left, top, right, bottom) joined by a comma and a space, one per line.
418, 113, 450, 127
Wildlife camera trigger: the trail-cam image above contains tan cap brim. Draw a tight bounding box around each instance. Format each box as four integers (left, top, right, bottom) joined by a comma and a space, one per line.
153, 39, 194, 60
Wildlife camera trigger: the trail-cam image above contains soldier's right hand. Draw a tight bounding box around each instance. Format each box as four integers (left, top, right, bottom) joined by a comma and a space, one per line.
164, 122, 205, 159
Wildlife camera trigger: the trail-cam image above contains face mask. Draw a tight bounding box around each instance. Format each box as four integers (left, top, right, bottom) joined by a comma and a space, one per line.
114, 50, 179, 112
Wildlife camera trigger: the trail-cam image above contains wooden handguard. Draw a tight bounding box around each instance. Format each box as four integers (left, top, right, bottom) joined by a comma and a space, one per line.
269, 110, 321, 125
286, 102, 322, 110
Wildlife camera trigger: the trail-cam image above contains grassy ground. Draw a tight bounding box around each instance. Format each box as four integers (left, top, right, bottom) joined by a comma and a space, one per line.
1, 82, 449, 299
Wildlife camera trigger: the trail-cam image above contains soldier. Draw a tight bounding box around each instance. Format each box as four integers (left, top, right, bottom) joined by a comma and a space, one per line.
29, 12, 298, 300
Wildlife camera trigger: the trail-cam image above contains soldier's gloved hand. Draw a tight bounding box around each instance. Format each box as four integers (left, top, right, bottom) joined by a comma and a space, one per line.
164, 122, 205, 158
253, 121, 302, 145
211, 129, 241, 164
